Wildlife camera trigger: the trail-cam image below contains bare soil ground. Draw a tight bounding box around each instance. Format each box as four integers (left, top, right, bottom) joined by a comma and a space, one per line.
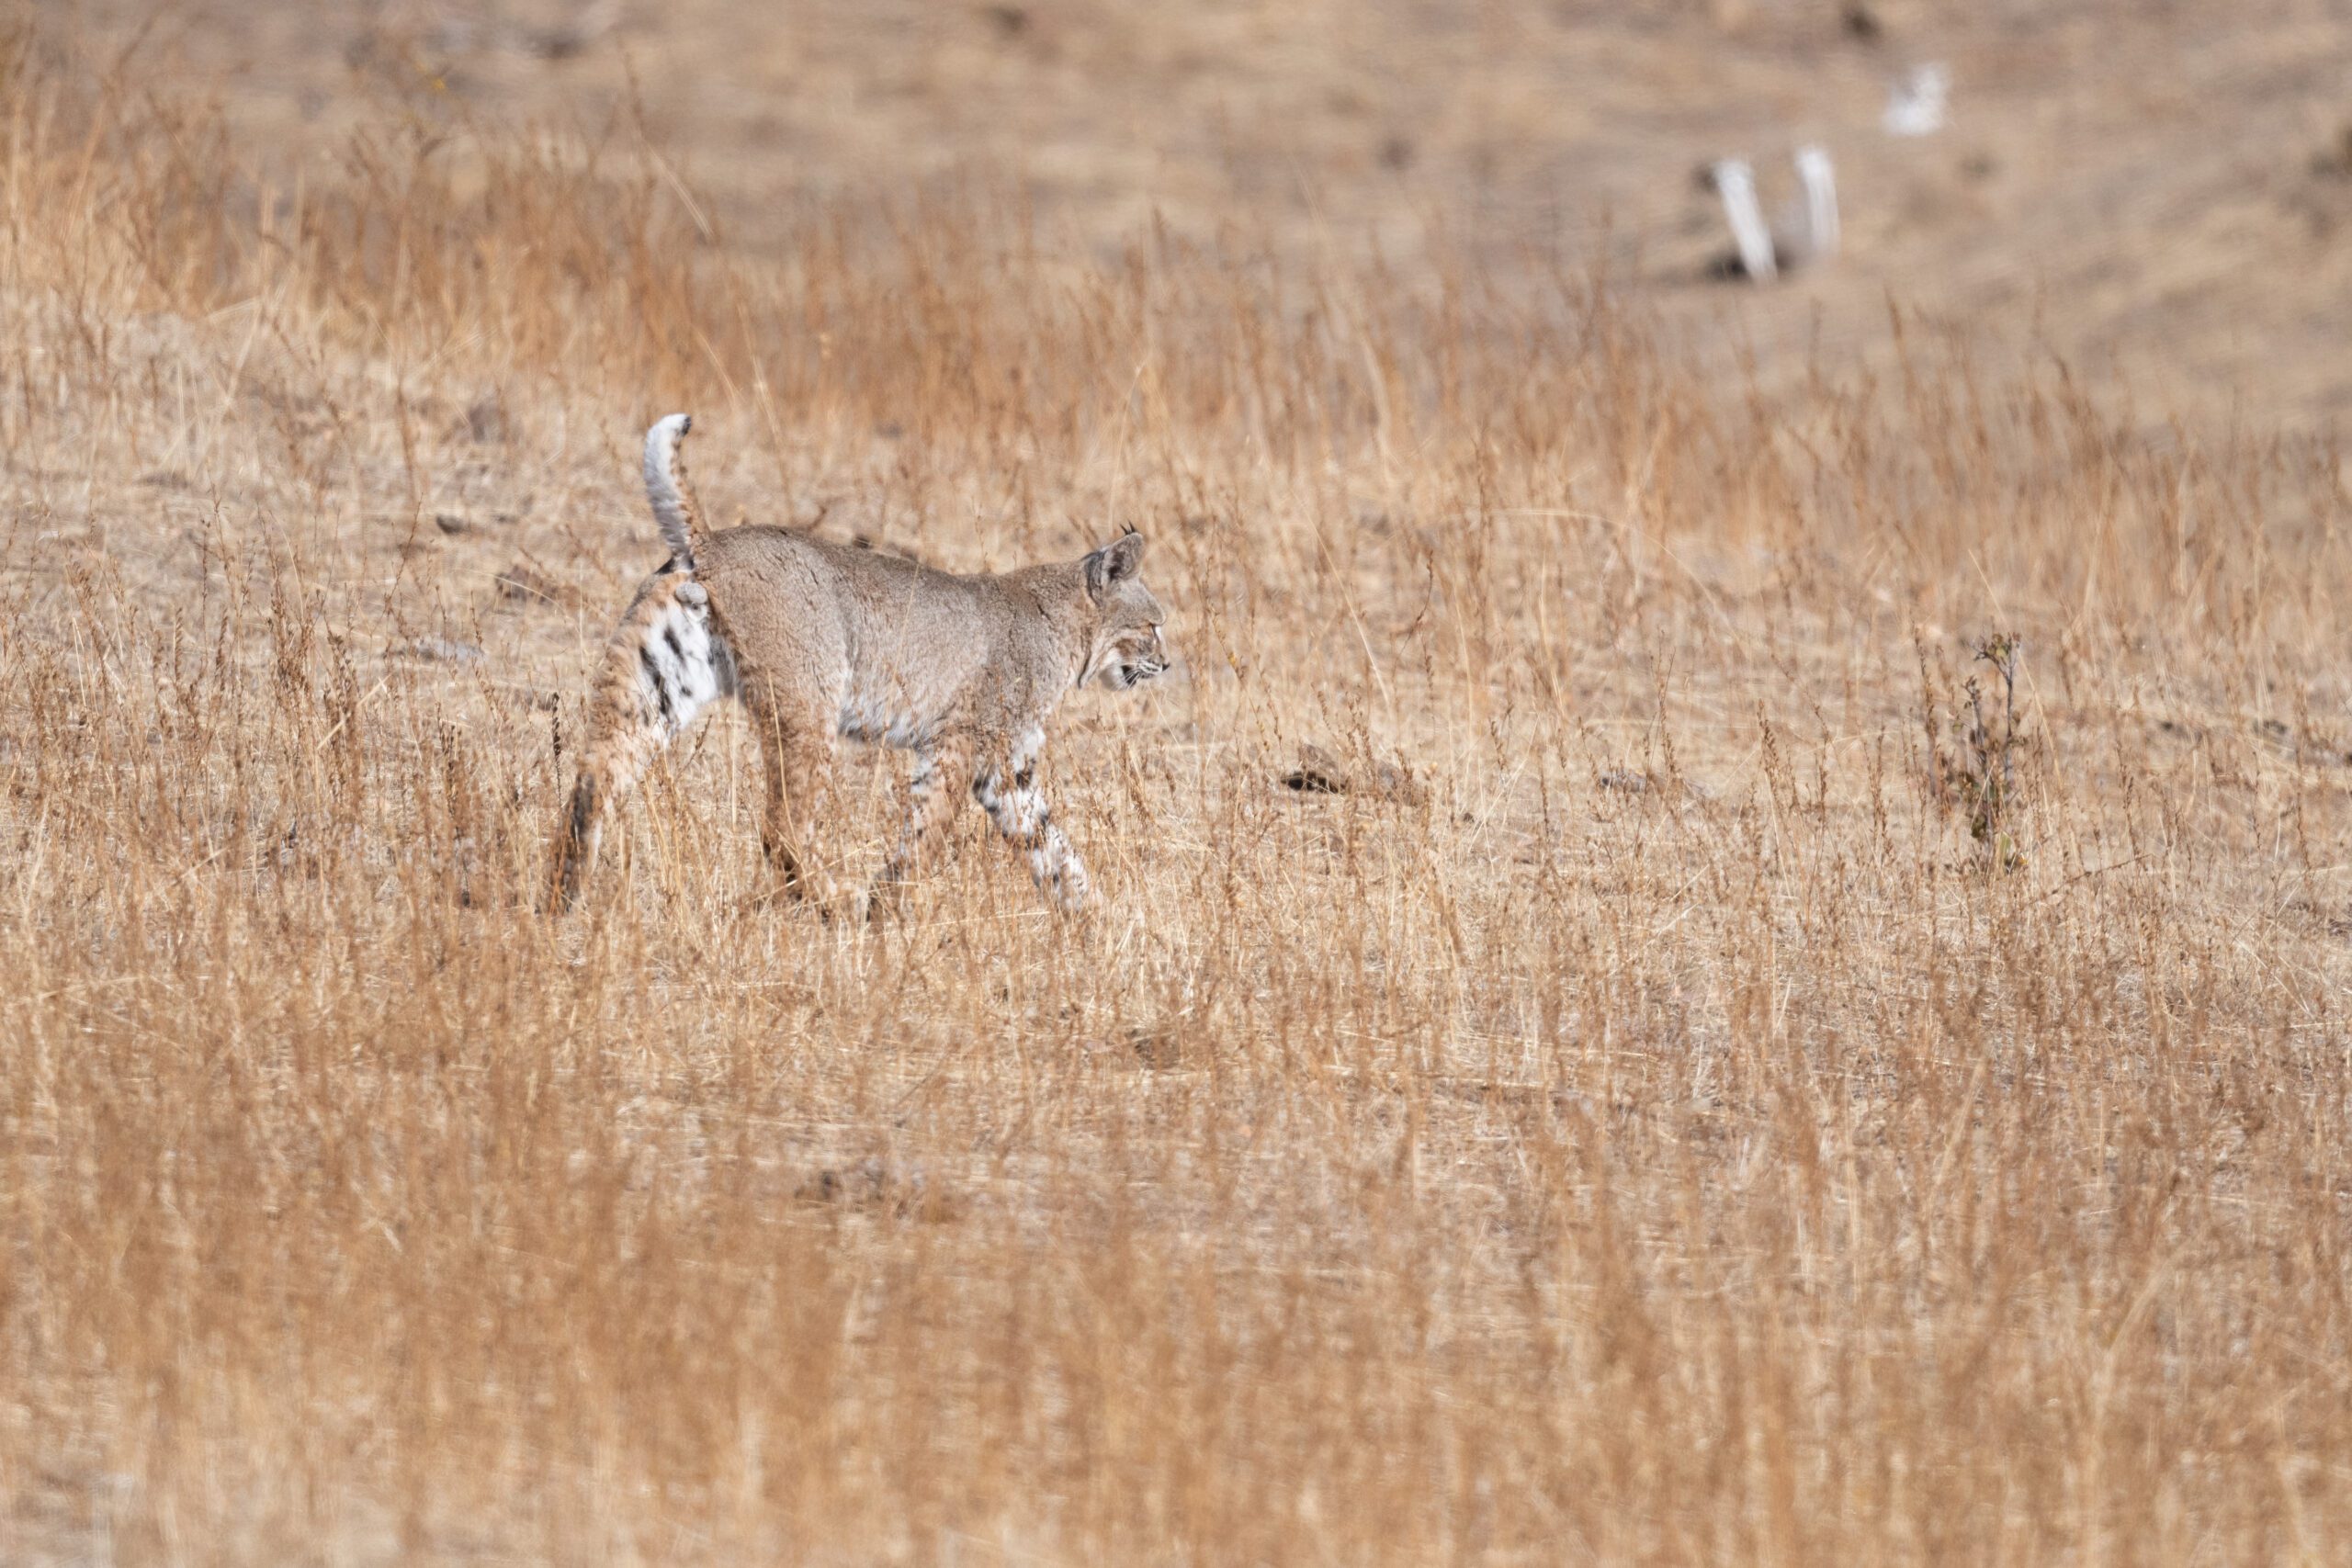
68, 0, 2352, 426
5, 5, 2351, 1562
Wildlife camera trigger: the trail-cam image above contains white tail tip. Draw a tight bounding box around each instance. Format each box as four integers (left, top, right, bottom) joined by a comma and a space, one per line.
642, 413, 699, 566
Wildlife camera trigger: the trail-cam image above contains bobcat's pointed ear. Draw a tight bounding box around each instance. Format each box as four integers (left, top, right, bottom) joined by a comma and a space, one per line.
1084, 530, 1147, 600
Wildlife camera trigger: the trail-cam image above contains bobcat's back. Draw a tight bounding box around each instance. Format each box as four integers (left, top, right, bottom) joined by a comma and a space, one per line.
695, 525, 1084, 744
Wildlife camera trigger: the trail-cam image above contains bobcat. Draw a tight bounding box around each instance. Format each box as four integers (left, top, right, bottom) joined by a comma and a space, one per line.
548, 415, 1170, 915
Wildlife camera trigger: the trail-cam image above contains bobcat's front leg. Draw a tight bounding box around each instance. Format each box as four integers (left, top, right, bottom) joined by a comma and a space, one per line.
973, 733, 1091, 913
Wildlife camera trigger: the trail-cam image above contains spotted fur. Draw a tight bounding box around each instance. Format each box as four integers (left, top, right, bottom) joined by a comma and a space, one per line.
547, 564, 737, 909
549, 415, 1170, 916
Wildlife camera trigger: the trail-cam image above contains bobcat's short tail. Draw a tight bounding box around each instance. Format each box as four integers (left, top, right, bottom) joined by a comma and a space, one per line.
548, 570, 737, 909
642, 413, 709, 570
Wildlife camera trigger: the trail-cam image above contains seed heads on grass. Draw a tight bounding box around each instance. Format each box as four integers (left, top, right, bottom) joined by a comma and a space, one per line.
1920, 630, 2029, 871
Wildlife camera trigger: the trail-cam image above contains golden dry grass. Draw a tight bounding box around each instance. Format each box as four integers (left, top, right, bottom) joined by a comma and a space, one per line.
6, 17, 2352, 1565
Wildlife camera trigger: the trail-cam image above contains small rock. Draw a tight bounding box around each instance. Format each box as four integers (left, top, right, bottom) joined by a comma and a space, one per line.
1281, 742, 1428, 806
1128, 1021, 1209, 1072
1363, 758, 1429, 806
434, 512, 474, 536
1884, 62, 1950, 137
1282, 744, 1350, 795
527, 0, 615, 60
794, 1156, 956, 1222
398, 637, 486, 666
495, 562, 570, 606
464, 394, 507, 444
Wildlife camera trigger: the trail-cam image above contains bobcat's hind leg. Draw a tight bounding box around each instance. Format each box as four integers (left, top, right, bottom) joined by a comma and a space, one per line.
548, 575, 733, 909
748, 697, 851, 913
866, 739, 976, 919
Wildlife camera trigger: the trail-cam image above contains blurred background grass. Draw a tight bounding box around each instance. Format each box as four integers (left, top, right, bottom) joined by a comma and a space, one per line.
60, 0, 2352, 428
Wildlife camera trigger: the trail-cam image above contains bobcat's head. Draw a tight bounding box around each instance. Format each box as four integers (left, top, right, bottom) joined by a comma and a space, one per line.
1079, 530, 1170, 692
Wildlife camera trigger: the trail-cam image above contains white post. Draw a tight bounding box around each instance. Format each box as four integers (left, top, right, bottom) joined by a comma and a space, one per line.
1792, 145, 1838, 263
1710, 159, 1777, 282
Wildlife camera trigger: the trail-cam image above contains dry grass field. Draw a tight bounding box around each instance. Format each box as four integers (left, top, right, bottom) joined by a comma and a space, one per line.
6, 6, 2352, 1563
